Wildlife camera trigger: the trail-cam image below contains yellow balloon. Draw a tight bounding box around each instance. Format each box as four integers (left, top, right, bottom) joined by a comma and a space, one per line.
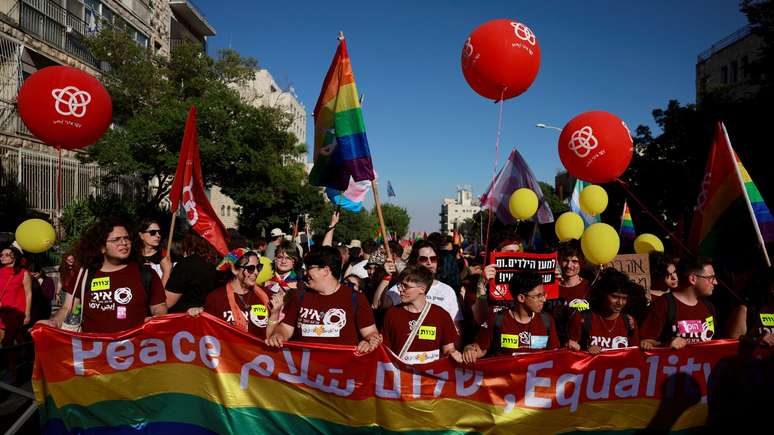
581, 223, 620, 265
555, 212, 585, 241
256, 256, 274, 285
634, 233, 664, 254
508, 188, 538, 220
579, 185, 608, 216
15, 218, 56, 253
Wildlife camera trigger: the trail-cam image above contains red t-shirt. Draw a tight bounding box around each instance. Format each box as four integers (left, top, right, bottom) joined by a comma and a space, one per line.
0, 267, 27, 312
203, 286, 270, 339
568, 312, 640, 350
282, 285, 375, 346
751, 301, 774, 338
640, 294, 715, 344
382, 303, 458, 364
559, 279, 591, 311
68, 263, 165, 333
475, 310, 559, 356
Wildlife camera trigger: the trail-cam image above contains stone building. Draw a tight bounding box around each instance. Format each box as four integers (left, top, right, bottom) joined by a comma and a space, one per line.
696, 25, 763, 102
440, 186, 480, 235
0, 0, 214, 217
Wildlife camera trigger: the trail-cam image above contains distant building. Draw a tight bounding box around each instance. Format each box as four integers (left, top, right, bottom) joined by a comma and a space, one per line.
696, 25, 763, 102
554, 171, 574, 202
237, 68, 308, 165
440, 186, 480, 234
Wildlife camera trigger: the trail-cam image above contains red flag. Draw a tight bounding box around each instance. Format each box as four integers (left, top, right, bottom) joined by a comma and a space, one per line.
168, 106, 229, 255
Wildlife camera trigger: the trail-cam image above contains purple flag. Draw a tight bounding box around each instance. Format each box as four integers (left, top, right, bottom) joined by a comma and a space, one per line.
480, 148, 554, 225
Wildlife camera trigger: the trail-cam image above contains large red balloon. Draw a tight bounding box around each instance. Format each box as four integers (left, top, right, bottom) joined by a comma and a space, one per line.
17, 66, 112, 150
461, 19, 541, 101
558, 111, 633, 184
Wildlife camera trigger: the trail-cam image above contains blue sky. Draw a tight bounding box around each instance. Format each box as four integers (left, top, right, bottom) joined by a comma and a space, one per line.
195, 0, 748, 232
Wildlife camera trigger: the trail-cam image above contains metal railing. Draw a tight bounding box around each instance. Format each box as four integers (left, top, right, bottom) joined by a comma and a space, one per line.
18, 0, 97, 66
697, 25, 752, 63
0, 144, 145, 216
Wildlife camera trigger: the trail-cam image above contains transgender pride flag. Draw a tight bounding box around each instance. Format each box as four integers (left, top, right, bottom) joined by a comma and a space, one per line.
310, 36, 375, 191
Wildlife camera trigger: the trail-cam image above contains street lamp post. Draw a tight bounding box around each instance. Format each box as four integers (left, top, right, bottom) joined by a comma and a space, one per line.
535, 123, 562, 131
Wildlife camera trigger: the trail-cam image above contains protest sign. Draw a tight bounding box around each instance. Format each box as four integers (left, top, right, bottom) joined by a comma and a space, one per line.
489, 252, 558, 304
605, 253, 651, 289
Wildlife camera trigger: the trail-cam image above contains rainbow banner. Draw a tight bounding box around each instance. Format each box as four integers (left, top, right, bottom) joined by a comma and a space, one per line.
620, 200, 636, 245
32, 314, 748, 434
310, 36, 375, 191
689, 122, 773, 263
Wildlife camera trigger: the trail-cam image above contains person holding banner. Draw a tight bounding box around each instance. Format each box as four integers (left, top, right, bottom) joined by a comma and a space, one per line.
378, 241, 463, 332
462, 270, 558, 363
267, 247, 381, 353
725, 267, 774, 346
549, 241, 591, 345
188, 249, 282, 339
381, 265, 462, 364
567, 269, 640, 354
640, 257, 717, 350
39, 218, 167, 333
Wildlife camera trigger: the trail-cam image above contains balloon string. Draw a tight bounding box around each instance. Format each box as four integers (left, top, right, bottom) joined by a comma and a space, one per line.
615, 178, 742, 304
484, 88, 506, 263
57, 146, 62, 218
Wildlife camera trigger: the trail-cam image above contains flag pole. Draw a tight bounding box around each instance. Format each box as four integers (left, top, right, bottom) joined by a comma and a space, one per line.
166, 206, 177, 257
371, 179, 392, 259
722, 124, 771, 267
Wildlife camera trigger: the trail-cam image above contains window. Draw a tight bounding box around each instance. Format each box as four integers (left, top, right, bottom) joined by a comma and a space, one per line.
730, 61, 738, 83
721, 66, 728, 84
741, 55, 749, 79
221, 205, 225, 215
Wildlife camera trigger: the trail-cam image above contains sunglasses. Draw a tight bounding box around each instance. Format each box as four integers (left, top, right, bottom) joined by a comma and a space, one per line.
142, 230, 161, 236
240, 264, 263, 274
417, 255, 438, 264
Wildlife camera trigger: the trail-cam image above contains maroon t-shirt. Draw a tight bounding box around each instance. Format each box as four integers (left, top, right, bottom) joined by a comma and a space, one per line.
751, 301, 774, 338
282, 285, 375, 346
640, 294, 715, 344
559, 279, 591, 310
382, 303, 458, 364
203, 286, 270, 339
475, 310, 559, 356
68, 263, 165, 333
568, 312, 640, 350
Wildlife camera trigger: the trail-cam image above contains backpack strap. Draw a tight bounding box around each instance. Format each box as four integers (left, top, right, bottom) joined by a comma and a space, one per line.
351, 287, 359, 329
580, 309, 593, 350
140, 264, 153, 299
487, 309, 507, 357
624, 314, 635, 338
661, 292, 677, 344
539, 311, 552, 340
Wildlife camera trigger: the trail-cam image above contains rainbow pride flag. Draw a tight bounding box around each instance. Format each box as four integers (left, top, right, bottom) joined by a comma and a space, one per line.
31, 314, 741, 434
620, 201, 636, 245
310, 36, 375, 191
689, 122, 773, 263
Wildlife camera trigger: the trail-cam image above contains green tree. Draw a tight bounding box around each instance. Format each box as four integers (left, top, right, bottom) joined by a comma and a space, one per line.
312, 204, 377, 245
377, 204, 410, 239
81, 29, 322, 234
539, 182, 570, 216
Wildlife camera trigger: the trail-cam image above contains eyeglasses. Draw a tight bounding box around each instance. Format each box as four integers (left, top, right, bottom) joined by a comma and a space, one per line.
398, 282, 426, 292
142, 230, 161, 236
694, 274, 717, 282
307, 265, 324, 272
417, 255, 438, 264
525, 292, 547, 300
275, 255, 294, 262
106, 236, 132, 245
240, 264, 262, 274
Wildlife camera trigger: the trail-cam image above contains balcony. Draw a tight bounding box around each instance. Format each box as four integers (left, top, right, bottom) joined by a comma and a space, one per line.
169, 0, 215, 38
17, 0, 97, 66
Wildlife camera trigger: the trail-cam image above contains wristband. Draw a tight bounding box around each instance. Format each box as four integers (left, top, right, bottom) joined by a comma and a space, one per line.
477, 293, 488, 301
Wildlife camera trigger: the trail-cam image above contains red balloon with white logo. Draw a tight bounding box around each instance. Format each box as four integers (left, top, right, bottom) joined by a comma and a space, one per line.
558, 111, 634, 184
16, 66, 112, 150
461, 19, 541, 101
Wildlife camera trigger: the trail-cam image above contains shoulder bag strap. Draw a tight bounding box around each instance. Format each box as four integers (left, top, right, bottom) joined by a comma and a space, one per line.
398, 300, 433, 360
